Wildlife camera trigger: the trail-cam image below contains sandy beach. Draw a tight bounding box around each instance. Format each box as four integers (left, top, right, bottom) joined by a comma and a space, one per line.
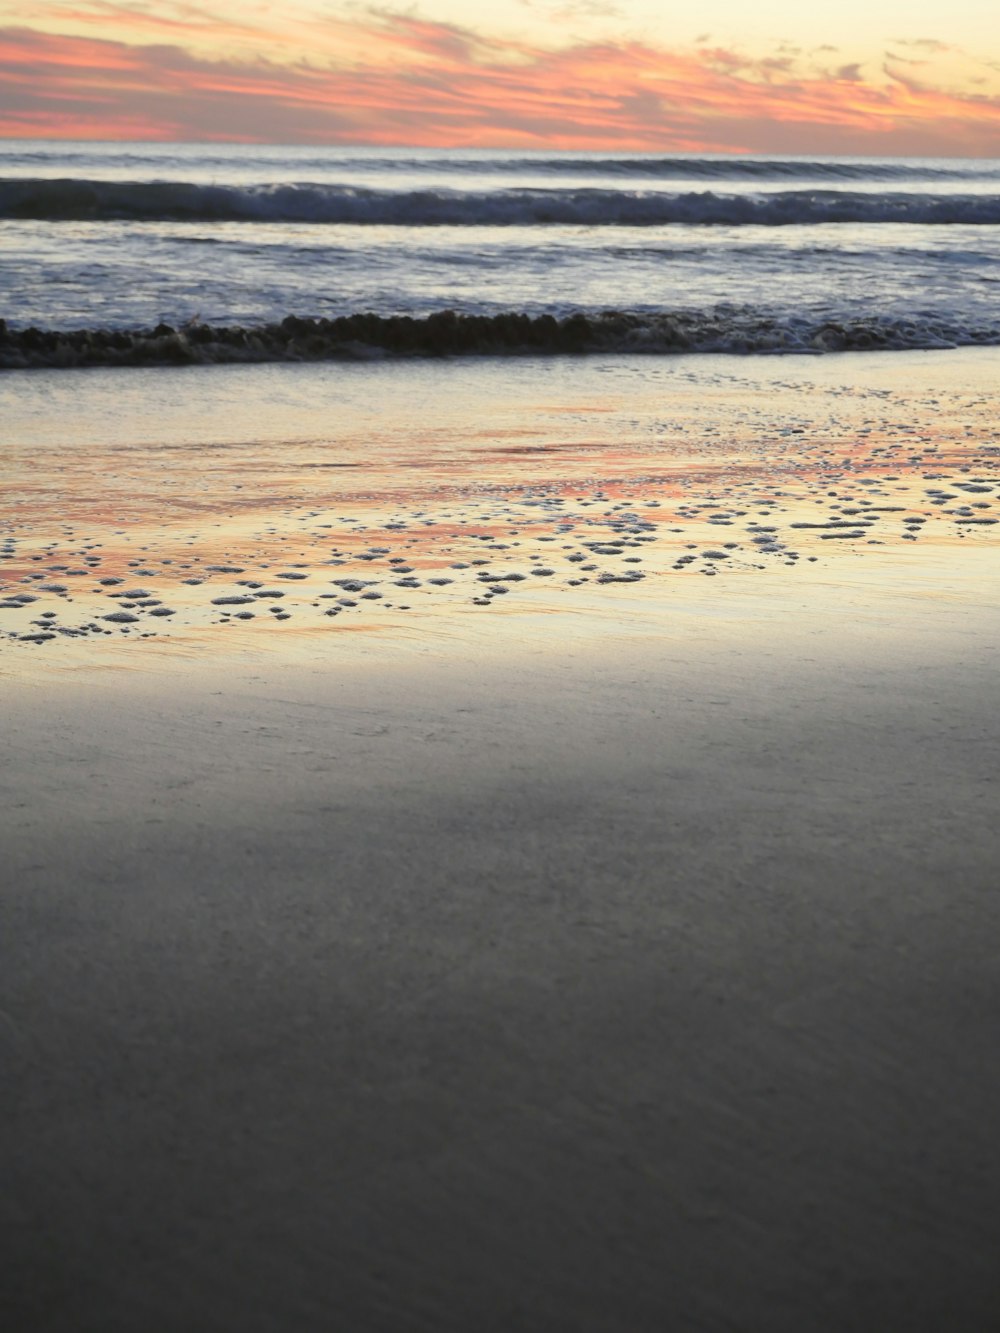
3, 350, 1000, 1329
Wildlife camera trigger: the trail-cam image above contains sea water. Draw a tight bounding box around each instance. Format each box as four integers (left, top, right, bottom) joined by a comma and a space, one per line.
2, 142, 1000, 358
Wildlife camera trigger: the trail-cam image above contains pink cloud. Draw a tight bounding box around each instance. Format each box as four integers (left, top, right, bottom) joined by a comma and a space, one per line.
1, 15, 998, 154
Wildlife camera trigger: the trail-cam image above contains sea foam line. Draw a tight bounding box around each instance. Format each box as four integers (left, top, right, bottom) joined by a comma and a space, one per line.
3, 308, 999, 369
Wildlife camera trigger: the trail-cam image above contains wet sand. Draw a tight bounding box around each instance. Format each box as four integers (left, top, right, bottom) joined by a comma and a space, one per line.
3, 352, 998, 650
6, 595, 1000, 1331
3, 352, 1000, 1329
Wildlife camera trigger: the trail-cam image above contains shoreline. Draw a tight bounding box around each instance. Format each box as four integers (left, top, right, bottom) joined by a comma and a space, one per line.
3, 311, 997, 370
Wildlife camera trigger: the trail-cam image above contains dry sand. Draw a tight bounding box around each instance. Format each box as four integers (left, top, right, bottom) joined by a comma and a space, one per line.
4, 585, 1000, 1331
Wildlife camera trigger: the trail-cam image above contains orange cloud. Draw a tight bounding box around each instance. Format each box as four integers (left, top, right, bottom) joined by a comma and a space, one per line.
1, 14, 999, 153
42, 1, 261, 37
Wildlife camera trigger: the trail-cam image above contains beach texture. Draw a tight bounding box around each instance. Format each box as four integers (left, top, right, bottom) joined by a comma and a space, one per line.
5, 586, 1000, 1330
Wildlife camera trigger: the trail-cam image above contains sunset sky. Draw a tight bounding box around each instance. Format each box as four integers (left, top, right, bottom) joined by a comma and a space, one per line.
2, 1, 1000, 153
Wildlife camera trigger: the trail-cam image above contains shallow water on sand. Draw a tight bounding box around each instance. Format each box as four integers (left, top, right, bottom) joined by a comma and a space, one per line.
1, 349, 998, 666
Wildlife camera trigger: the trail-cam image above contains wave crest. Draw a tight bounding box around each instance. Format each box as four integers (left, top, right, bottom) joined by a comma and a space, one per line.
4, 179, 1000, 226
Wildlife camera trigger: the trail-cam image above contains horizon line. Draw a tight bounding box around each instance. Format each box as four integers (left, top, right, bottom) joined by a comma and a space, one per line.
2, 137, 999, 162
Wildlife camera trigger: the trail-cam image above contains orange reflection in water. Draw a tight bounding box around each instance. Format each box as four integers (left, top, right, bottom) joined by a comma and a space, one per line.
2, 361, 998, 657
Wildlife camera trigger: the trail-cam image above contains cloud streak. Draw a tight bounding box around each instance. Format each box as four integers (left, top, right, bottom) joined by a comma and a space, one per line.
1, 13, 999, 153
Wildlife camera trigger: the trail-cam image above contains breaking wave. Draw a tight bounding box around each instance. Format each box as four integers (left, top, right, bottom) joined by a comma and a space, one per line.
383, 155, 1000, 183
7, 152, 1000, 183
4, 308, 1000, 369
4, 178, 1000, 226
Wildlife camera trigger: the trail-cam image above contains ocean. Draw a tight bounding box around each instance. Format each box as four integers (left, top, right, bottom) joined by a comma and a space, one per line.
2, 142, 1000, 364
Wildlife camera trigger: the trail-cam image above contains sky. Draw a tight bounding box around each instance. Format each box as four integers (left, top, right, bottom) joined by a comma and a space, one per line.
2, 1, 1000, 153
